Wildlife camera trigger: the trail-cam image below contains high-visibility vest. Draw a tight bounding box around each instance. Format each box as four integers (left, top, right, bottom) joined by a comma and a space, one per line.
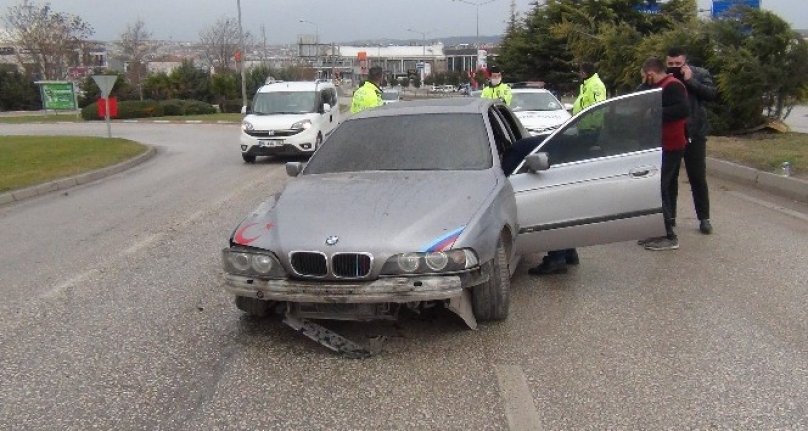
351, 81, 383, 114
481, 82, 513, 106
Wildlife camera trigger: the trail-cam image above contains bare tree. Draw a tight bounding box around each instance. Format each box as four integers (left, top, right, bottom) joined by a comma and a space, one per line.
2, 0, 94, 80
117, 19, 153, 100
199, 16, 251, 73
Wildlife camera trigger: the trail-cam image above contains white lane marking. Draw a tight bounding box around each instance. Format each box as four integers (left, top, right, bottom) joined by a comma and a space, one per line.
495, 364, 544, 431
43, 268, 101, 299
121, 233, 162, 256
727, 191, 808, 223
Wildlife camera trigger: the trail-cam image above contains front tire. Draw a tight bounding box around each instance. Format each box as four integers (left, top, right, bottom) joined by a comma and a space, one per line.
242, 153, 256, 163
472, 238, 510, 321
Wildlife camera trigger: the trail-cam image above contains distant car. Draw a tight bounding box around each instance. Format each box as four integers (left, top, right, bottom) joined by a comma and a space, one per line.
381, 89, 401, 105
240, 80, 341, 163
222, 92, 667, 328
510, 88, 572, 137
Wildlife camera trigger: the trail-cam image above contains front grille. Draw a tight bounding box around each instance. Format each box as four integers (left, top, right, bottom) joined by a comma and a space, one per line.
332, 253, 372, 278
246, 129, 301, 137
290, 252, 327, 277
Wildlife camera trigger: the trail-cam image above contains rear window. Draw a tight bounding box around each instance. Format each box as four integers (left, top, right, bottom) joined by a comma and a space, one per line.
304, 113, 492, 174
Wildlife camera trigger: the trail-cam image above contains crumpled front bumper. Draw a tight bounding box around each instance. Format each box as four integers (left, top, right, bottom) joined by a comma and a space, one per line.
223, 269, 487, 304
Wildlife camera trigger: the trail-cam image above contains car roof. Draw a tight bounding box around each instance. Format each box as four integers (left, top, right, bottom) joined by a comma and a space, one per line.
351, 97, 498, 119
510, 88, 552, 94
257, 81, 334, 93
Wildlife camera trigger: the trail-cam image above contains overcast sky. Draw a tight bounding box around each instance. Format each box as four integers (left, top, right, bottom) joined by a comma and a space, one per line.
0, 0, 804, 43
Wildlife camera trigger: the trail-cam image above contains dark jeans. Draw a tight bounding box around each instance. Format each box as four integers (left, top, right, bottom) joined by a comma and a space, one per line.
671, 135, 710, 221
661, 149, 684, 239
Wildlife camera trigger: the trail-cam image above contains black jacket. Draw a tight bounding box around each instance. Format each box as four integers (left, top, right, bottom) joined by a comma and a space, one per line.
681, 66, 718, 138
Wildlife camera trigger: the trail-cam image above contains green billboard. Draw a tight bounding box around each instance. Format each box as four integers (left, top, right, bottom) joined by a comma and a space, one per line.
36, 81, 77, 110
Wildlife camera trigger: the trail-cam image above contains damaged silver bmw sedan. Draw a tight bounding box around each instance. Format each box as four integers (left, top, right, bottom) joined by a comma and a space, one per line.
223, 91, 666, 333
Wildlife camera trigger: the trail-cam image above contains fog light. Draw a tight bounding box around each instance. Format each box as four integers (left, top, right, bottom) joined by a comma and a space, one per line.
301, 143, 311, 150
241, 145, 247, 151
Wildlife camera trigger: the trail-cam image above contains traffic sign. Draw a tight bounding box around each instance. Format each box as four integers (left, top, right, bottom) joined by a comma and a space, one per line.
712, 0, 760, 18
92, 75, 117, 98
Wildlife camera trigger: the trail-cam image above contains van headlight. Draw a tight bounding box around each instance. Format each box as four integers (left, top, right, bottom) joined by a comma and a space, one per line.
242, 121, 254, 131
222, 248, 286, 279
291, 119, 312, 130
380, 249, 479, 275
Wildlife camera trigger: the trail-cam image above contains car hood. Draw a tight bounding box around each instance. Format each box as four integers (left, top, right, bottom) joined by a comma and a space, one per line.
514, 110, 571, 130
244, 112, 316, 130
232, 170, 497, 254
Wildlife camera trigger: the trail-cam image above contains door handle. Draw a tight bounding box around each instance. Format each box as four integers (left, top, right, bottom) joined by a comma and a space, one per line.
629, 168, 651, 177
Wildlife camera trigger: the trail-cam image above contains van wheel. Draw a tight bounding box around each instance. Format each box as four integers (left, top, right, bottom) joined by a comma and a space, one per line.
472, 238, 510, 321
242, 153, 256, 163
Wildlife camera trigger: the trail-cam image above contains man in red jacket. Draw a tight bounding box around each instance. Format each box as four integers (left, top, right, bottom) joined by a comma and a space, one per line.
637, 57, 690, 251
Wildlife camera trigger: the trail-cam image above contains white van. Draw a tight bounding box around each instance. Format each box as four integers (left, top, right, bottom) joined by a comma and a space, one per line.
239, 80, 341, 162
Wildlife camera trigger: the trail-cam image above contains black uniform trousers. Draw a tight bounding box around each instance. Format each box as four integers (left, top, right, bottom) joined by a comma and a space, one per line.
661, 149, 684, 239
670, 135, 710, 221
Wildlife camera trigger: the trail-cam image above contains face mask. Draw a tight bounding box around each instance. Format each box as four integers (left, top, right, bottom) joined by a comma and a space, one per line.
491, 78, 501, 86
666, 66, 684, 80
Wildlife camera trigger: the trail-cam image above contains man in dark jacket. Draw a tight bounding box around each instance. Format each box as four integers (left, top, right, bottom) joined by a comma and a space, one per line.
666, 47, 718, 234
637, 57, 690, 251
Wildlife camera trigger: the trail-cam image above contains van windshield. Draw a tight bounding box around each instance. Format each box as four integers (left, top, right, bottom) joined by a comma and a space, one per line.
252, 91, 317, 115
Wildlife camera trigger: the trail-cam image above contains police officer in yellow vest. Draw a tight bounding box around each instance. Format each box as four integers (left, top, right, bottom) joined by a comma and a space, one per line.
351, 66, 384, 114
529, 62, 606, 276
572, 62, 606, 119
480, 65, 512, 106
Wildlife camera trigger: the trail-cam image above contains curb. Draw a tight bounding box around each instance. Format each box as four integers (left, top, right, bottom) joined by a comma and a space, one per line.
0, 145, 157, 206
707, 157, 808, 203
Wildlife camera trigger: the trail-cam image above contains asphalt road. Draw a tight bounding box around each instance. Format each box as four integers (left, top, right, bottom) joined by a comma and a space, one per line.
1, 123, 806, 430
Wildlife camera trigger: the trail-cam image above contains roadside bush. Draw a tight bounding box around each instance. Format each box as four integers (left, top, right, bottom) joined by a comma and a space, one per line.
182, 100, 216, 115
160, 99, 186, 116
80, 99, 216, 120
81, 100, 163, 120
220, 99, 244, 113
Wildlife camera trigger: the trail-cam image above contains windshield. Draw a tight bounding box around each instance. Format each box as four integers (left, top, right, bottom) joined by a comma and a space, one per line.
304, 113, 492, 174
251, 91, 316, 115
511, 92, 563, 112
381, 92, 399, 101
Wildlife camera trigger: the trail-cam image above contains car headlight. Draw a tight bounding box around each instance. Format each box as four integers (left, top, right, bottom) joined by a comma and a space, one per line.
291, 119, 312, 130
242, 121, 254, 131
222, 248, 286, 279
381, 249, 479, 275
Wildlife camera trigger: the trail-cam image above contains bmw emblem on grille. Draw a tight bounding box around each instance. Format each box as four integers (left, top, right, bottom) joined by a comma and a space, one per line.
325, 235, 339, 246
267, 130, 275, 136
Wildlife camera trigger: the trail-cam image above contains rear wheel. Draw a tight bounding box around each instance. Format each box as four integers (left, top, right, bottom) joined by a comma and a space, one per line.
472, 238, 510, 321
235, 296, 270, 317
242, 153, 256, 163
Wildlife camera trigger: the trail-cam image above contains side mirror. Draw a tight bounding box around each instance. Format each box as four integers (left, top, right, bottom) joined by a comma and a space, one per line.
285, 162, 303, 177
525, 152, 550, 173
322, 103, 332, 113
563, 103, 573, 112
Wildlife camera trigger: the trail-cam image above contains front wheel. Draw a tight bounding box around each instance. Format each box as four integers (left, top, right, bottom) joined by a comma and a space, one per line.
242, 153, 256, 163
472, 238, 510, 321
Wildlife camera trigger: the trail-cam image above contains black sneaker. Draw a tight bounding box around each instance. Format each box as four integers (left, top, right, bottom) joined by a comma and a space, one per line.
699, 219, 713, 235
528, 259, 568, 275
644, 237, 679, 251
637, 236, 665, 246
565, 249, 580, 265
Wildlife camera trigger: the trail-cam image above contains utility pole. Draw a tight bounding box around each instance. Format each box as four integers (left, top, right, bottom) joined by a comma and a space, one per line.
237, 0, 247, 112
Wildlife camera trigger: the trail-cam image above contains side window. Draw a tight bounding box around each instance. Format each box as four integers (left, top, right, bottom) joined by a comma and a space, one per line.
538, 91, 662, 166
325, 88, 337, 107
487, 109, 514, 158
494, 106, 525, 140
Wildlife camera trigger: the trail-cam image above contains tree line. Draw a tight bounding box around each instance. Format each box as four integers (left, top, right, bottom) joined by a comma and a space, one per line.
0, 0, 312, 112
496, 0, 808, 134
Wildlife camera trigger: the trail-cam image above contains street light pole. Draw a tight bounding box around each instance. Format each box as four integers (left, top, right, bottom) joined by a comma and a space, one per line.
451, 0, 498, 47
406, 28, 427, 56
237, 0, 247, 112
